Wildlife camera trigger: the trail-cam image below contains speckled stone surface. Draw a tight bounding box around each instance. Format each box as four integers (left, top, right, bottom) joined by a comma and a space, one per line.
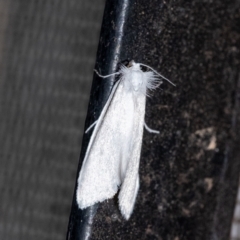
68, 0, 240, 239
67, 0, 240, 240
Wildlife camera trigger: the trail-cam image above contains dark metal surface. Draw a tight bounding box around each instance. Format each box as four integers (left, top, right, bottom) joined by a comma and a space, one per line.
67, 0, 240, 239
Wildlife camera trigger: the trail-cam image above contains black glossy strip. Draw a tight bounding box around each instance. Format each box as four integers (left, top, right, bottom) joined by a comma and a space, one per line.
66, 1, 130, 239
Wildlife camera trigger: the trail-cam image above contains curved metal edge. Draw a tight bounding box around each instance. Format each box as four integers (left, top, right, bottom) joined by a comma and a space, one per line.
66, 0, 130, 239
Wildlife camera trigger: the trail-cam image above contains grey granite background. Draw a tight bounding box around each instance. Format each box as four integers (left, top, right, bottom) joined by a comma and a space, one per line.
0, 1, 105, 240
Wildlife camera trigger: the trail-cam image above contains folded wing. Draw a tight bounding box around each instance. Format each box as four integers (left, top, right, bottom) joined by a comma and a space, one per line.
77, 79, 146, 220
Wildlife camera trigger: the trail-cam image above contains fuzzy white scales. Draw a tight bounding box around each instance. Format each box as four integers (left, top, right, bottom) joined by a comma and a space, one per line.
76, 61, 175, 220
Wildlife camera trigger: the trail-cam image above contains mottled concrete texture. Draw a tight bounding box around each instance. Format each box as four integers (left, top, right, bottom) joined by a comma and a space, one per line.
68, 0, 240, 239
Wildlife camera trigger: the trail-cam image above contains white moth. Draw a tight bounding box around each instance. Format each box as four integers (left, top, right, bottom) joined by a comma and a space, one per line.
76, 60, 175, 220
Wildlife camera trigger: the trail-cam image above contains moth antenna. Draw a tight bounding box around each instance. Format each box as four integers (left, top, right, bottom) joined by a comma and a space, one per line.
139, 63, 176, 87
94, 69, 120, 78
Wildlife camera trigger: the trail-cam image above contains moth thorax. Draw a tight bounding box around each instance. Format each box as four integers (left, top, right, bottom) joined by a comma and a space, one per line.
130, 70, 144, 91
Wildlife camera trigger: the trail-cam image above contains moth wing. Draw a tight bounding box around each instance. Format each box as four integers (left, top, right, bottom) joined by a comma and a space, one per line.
76, 80, 131, 209
118, 92, 146, 220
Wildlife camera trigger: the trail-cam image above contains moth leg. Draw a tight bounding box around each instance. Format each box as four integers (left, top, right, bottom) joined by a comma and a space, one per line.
85, 120, 98, 133
144, 122, 160, 134
94, 69, 120, 78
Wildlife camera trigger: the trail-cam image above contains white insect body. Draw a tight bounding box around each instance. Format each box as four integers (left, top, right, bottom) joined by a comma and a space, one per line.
76, 61, 175, 220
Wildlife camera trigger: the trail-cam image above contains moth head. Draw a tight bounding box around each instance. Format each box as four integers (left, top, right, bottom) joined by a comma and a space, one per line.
128, 60, 135, 67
